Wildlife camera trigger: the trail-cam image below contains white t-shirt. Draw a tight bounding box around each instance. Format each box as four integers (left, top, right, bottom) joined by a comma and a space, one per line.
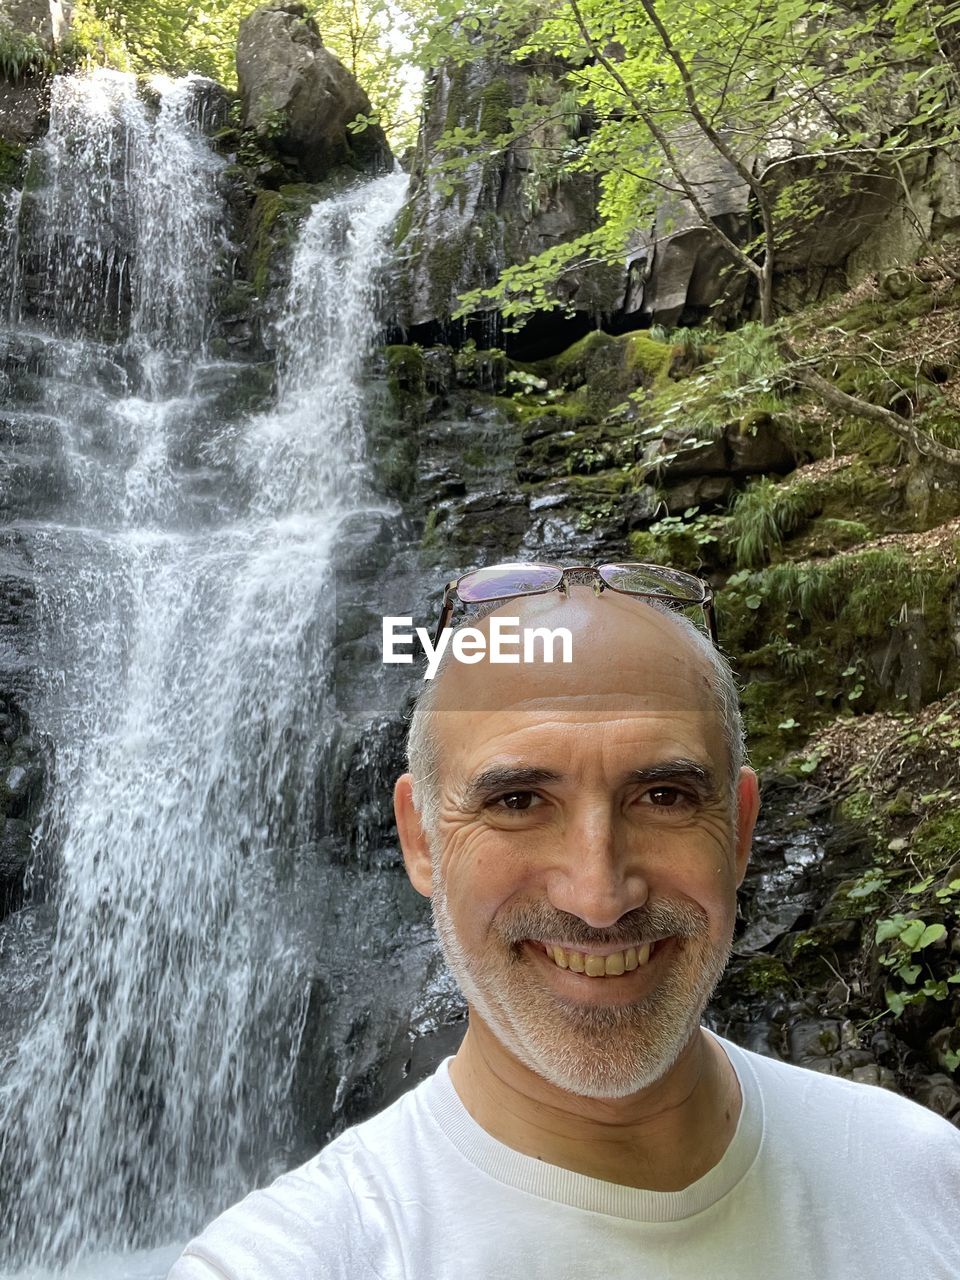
168, 1032, 960, 1279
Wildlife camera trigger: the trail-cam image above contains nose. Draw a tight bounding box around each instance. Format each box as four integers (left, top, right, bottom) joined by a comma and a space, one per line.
544, 801, 649, 929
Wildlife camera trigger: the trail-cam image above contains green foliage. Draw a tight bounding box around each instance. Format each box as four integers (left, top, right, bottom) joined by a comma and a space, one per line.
629, 506, 727, 568
61, 0, 424, 148
0, 19, 54, 81
729, 476, 819, 569
876, 910, 958, 1017
416, 0, 960, 328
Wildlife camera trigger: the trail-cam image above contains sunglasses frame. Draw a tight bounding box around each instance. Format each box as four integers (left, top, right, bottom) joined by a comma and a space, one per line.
433, 561, 718, 649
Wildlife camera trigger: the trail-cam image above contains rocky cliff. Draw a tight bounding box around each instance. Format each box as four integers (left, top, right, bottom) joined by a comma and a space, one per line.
395, 39, 960, 341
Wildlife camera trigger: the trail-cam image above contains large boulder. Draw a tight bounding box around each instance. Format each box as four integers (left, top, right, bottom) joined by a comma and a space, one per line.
236, 2, 392, 182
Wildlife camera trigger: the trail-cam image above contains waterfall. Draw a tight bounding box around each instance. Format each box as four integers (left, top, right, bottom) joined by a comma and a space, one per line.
0, 68, 408, 1272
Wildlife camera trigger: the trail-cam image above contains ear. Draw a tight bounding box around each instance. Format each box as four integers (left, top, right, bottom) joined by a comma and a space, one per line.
733, 766, 760, 888
394, 772, 434, 898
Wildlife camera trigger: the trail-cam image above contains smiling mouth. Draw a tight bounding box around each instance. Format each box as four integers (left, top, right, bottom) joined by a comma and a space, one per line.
538, 940, 661, 976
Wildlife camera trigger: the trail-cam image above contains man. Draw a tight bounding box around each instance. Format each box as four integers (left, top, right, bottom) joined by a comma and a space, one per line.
170, 565, 960, 1279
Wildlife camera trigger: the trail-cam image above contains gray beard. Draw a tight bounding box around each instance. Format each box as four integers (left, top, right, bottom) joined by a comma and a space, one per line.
431, 872, 731, 1099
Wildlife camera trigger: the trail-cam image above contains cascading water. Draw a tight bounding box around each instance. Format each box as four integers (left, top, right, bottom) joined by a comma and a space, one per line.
0, 68, 409, 1274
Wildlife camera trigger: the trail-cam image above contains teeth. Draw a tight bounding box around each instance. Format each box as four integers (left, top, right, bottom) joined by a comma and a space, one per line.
542, 941, 659, 976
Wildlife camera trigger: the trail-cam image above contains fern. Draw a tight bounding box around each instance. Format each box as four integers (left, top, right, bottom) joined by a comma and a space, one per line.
730, 476, 819, 569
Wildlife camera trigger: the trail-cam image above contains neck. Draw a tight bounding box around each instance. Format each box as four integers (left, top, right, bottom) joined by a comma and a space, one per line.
448, 1018, 741, 1192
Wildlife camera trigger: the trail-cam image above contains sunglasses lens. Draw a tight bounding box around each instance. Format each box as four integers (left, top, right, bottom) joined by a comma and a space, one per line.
599, 563, 706, 602
457, 563, 562, 604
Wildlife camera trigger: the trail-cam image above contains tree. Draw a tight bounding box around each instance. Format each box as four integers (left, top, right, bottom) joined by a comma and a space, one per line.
417, 0, 960, 329
63, 0, 425, 148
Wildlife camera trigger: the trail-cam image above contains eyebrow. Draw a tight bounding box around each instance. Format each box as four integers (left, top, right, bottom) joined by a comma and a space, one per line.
627, 759, 719, 798
459, 758, 720, 808
460, 766, 563, 809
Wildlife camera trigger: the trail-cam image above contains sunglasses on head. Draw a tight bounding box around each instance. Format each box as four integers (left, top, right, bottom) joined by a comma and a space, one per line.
433, 561, 717, 648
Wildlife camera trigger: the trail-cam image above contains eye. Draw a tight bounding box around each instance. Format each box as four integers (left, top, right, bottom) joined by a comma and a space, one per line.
639, 786, 695, 809
488, 791, 541, 812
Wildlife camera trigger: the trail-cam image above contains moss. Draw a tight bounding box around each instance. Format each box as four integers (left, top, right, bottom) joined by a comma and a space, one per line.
426, 235, 469, 318
539, 330, 664, 419
624, 333, 672, 381
490, 394, 595, 427
627, 530, 670, 564
740, 955, 791, 994
421, 507, 446, 549
0, 140, 25, 187
800, 516, 872, 555
247, 190, 285, 298
393, 200, 414, 249
478, 78, 513, 137
838, 789, 874, 825
385, 344, 426, 420
550, 330, 622, 387
443, 64, 470, 132
911, 811, 960, 873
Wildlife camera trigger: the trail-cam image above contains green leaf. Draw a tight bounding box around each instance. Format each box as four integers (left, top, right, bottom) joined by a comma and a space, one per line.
875, 916, 907, 944
848, 877, 885, 899
745, 595, 762, 610
918, 923, 947, 948
899, 920, 926, 949
885, 989, 906, 1016
895, 963, 921, 984
906, 876, 934, 894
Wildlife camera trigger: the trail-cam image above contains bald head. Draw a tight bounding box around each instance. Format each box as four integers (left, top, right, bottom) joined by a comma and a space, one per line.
407, 586, 744, 836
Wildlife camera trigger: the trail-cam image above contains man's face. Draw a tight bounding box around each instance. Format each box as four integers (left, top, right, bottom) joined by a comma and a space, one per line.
397, 590, 758, 1099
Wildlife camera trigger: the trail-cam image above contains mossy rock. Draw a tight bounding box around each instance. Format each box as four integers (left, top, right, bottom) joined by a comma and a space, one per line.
247, 189, 286, 297
453, 345, 511, 392
425, 234, 470, 318
0, 140, 26, 187
798, 516, 872, 556
478, 78, 513, 137
384, 345, 426, 420
491, 395, 597, 430
911, 811, 960, 874
739, 955, 791, 995
624, 333, 672, 381
393, 199, 414, 249
540, 330, 670, 417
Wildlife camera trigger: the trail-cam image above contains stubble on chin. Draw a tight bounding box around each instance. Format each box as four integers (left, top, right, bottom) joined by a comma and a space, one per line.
430, 868, 732, 1099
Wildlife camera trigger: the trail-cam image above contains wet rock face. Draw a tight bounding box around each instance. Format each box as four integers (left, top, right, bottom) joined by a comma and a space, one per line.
236, 2, 392, 182
0, 695, 44, 923
396, 48, 619, 331
0, 79, 48, 147
712, 778, 960, 1115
